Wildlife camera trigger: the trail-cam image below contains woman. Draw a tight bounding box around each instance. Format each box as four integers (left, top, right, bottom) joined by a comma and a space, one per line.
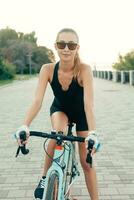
16, 28, 100, 200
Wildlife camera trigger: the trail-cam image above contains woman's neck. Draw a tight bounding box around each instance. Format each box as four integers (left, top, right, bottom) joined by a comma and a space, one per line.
59, 60, 74, 72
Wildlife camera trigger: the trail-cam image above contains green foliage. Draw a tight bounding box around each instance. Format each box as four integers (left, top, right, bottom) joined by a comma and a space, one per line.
0, 57, 16, 80
113, 50, 134, 70
18, 31, 37, 44
32, 46, 55, 72
2, 40, 35, 74
0, 27, 55, 76
0, 27, 18, 47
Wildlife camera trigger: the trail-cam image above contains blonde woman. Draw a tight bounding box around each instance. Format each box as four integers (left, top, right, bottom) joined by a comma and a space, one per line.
16, 28, 100, 200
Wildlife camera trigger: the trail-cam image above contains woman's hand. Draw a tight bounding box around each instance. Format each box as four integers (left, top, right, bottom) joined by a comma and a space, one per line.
85, 131, 100, 156
14, 125, 30, 146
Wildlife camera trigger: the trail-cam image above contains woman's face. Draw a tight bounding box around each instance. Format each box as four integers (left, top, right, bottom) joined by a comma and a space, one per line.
55, 32, 79, 62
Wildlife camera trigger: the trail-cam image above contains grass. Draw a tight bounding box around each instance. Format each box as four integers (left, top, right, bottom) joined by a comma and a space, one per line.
15, 74, 38, 80
0, 79, 14, 86
0, 74, 38, 87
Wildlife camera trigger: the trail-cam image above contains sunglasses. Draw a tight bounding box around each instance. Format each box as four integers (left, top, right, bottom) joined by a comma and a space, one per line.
56, 42, 78, 50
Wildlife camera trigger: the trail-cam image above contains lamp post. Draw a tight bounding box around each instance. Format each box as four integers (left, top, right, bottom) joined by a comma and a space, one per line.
27, 53, 32, 75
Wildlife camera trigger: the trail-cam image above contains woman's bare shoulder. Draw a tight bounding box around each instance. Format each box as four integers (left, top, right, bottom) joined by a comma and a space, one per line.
80, 62, 92, 71
40, 62, 56, 82
41, 62, 56, 72
80, 62, 93, 78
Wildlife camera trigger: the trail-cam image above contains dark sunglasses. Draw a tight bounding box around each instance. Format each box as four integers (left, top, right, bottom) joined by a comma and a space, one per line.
56, 42, 78, 50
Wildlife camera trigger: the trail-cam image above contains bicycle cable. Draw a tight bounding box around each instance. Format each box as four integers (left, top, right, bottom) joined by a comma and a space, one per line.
63, 142, 71, 152
43, 139, 67, 169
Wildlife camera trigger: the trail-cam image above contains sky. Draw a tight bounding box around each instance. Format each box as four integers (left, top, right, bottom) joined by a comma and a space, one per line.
0, 0, 134, 69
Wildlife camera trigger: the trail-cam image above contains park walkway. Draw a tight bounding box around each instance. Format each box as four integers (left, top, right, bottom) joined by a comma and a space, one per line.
0, 77, 134, 200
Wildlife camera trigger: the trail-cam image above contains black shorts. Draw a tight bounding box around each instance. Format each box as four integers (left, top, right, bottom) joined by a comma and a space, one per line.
50, 102, 88, 132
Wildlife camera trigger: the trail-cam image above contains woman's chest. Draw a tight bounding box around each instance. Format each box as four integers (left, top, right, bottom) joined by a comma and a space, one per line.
58, 71, 83, 91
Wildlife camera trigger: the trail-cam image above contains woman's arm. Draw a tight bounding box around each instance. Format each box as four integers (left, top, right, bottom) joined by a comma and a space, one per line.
23, 64, 50, 126
81, 64, 96, 131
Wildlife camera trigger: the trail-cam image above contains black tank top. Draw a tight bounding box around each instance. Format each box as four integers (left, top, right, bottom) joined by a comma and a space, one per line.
50, 62, 85, 114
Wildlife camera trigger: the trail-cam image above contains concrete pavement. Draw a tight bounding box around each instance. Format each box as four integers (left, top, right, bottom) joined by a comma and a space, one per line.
0, 77, 134, 200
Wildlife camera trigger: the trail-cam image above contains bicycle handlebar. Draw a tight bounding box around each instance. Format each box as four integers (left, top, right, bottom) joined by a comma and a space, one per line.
30, 131, 85, 142
15, 130, 94, 167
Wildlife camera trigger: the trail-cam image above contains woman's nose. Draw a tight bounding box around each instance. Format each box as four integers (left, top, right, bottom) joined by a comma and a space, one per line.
64, 44, 69, 50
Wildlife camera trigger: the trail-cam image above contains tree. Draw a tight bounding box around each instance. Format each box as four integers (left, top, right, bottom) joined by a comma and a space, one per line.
113, 50, 134, 70
32, 46, 55, 72
0, 27, 55, 75
18, 31, 37, 45
0, 27, 18, 47
0, 57, 16, 80
2, 40, 35, 74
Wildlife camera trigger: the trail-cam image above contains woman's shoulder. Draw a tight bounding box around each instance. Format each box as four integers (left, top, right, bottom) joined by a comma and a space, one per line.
80, 62, 92, 74
79, 63, 93, 86
40, 62, 57, 82
40, 62, 56, 76
41, 62, 56, 72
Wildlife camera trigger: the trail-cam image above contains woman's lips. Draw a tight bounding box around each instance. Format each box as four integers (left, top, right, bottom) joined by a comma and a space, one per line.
62, 54, 70, 56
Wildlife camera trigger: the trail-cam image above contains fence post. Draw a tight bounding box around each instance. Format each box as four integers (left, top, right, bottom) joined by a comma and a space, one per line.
104, 71, 107, 79
100, 71, 103, 78
121, 71, 125, 84
113, 71, 118, 82
102, 71, 104, 79
108, 71, 112, 80
129, 70, 134, 86
97, 71, 99, 78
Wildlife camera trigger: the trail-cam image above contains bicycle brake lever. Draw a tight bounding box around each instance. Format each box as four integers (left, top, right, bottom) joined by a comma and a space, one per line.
20, 144, 29, 154
86, 152, 93, 167
86, 139, 95, 167
15, 131, 29, 157
15, 144, 29, 157
15, 146, 21, 157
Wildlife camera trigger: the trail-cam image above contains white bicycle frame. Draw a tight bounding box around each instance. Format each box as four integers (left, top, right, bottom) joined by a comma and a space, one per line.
42, 140, 80, 200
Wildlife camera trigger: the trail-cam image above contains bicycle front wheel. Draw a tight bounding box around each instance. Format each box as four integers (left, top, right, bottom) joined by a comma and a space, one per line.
44, 171, 59, 200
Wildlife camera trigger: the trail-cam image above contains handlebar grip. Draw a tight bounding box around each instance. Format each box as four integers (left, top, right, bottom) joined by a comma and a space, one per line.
15, 131, 29, 157
87, 139, 94, 150
19, 131, 27, 141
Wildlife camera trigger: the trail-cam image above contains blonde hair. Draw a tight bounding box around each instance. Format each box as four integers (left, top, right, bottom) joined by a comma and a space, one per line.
56, 28, 81, 79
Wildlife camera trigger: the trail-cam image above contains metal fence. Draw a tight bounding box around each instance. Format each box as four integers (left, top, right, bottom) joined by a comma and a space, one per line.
93, 70, 134, 86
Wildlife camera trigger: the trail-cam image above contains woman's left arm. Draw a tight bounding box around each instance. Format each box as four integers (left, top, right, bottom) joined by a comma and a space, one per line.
81, 64, 96, 132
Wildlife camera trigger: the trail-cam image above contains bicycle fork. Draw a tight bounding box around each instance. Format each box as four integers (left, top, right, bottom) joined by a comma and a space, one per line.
64, 161, 80, 198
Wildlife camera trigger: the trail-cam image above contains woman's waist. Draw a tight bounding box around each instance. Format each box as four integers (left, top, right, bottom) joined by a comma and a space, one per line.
52, 97, 84, 111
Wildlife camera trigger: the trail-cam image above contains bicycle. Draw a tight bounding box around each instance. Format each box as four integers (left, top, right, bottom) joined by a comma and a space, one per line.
15, 123, 95, 200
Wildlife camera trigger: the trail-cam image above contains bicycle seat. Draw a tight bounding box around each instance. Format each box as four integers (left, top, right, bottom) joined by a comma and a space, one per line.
67, 122, 75, 135
68, 121, 75, 127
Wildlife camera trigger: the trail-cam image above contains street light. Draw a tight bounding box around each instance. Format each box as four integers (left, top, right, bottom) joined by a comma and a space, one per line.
26, 53, 32, 75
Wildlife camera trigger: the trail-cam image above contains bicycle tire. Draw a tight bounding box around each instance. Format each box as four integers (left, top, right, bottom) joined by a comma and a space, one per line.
44, 171, 59, 200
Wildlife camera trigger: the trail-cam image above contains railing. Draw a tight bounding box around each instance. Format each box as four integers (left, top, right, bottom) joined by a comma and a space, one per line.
93, 70, 134, 86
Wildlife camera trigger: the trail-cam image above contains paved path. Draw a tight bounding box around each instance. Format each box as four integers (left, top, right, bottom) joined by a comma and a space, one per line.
0, 77, 134, 200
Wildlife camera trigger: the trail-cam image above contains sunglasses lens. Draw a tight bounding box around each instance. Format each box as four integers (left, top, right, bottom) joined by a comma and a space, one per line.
67, 43, 77, 50
57, 42, 66, 49
57, 42, 77, 50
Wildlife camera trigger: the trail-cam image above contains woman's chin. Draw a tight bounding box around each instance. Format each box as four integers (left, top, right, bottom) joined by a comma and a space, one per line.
61, 54, 72, 61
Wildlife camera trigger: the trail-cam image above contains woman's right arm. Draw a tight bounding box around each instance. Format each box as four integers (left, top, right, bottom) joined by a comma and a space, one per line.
23, 64, 51, 126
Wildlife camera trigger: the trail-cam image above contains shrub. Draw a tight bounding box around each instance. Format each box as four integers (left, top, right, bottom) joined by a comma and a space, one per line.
0, 58, 16, 80
113, 50, 134, 70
